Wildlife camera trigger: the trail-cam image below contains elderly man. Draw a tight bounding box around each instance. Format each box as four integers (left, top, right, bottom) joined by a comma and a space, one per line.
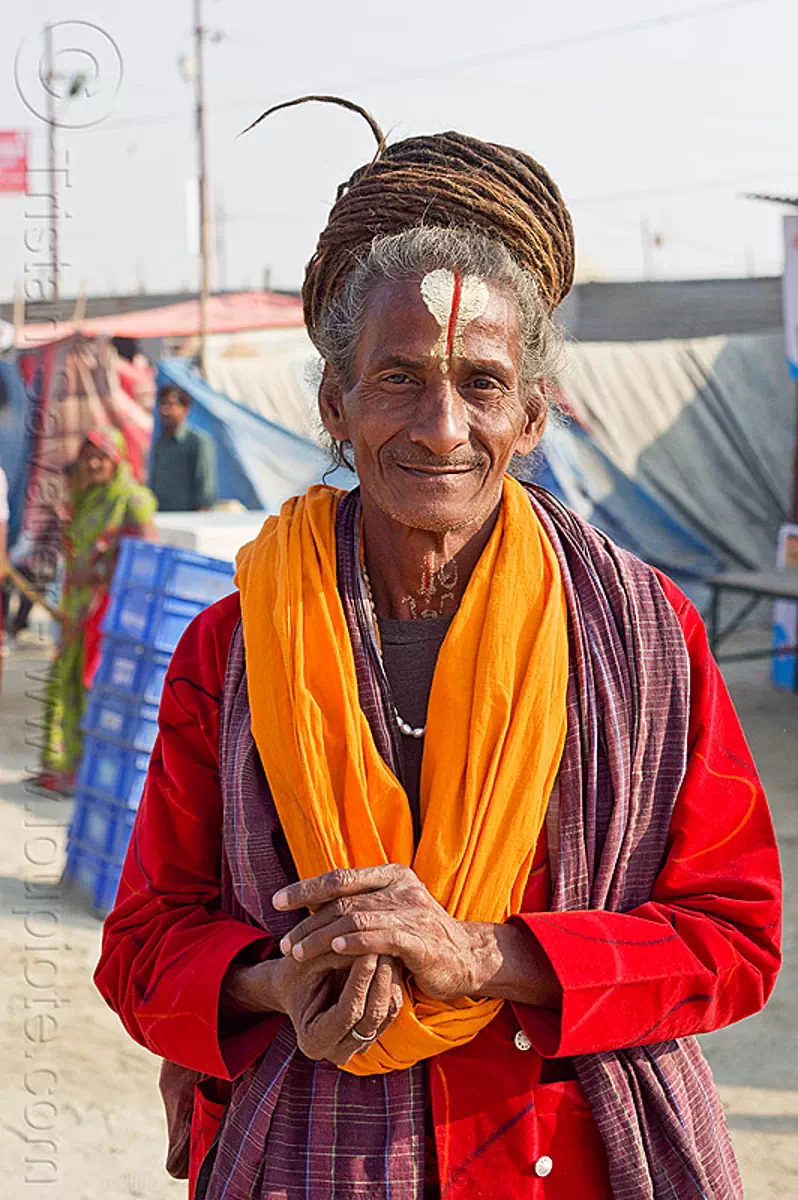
96, 106, 781, 1200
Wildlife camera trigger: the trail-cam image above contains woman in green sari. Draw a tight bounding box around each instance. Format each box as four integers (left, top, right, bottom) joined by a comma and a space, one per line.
38, 429, 157, 792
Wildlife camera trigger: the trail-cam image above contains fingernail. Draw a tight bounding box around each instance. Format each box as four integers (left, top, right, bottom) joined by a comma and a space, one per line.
272, 891, 288, 909
332, 937, 346, 952
292, 944, 304, 961
279, 936, 291, 956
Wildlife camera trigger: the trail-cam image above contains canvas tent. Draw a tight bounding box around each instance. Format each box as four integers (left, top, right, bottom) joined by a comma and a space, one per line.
560, 331, 793, 573
202, 326, 320, 441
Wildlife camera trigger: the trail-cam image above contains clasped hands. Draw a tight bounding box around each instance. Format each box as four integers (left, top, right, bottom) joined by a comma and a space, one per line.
224, 864, 507, 1067
275, 862, 498, 1001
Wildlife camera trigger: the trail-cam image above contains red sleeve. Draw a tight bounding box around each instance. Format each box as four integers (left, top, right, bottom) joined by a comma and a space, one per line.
93, 592, 282, 1079
513, 572, 782, 1057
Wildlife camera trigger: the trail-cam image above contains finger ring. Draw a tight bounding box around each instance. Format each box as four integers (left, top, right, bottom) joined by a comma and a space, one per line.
350, 1028, 376, 1044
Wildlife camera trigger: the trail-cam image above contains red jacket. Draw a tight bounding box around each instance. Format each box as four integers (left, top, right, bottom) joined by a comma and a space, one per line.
95, 574, 781, 1198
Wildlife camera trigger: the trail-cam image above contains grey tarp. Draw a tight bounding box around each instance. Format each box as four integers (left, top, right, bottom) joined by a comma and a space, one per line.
561, 331, 794, 572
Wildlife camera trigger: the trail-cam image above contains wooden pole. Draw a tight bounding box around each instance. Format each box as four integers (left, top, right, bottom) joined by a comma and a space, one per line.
215, 183, 227, 294
194, 0, 210, 376
71, 292, 87, 324
0, 557, 63, 625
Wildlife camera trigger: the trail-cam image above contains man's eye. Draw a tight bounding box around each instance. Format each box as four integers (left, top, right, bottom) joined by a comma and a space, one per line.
472, 377, 500, 391
384, 373, 412, 385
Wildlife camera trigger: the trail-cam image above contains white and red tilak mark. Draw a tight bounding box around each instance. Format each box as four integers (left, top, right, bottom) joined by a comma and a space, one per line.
420, 269, 489, 372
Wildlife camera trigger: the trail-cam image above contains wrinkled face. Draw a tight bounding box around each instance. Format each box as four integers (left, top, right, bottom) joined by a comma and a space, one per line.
159, 390, 189, 434
320, 275, 544, 533
78, 443, 116, 487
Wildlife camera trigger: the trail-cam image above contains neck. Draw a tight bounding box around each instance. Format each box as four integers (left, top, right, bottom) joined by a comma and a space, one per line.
361, 492, 502, 620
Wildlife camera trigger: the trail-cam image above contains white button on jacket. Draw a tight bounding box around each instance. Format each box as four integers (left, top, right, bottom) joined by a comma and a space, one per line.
513, 1029, 532, 1051
534, 1155, 553, 1178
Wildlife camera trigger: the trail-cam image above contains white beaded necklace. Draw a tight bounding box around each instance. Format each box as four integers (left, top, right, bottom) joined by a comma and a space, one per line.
361, 557, 426, 740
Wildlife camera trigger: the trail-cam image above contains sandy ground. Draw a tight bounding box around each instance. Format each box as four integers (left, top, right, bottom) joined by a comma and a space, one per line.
0, 626, 795, 1199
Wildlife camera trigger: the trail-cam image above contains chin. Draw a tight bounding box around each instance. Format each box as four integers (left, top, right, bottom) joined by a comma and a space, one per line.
363, 465, 502, 533
376, 493, 494, 535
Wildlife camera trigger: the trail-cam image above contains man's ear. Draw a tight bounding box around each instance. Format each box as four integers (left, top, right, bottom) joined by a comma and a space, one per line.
318, 363, 349, 441
515, 383, 549, 455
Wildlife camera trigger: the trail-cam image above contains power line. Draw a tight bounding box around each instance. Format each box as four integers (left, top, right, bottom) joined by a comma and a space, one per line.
62, 0, 774, 135
570, 168, 798, 205
582, 204, 744, 261
357, 0, 772, 85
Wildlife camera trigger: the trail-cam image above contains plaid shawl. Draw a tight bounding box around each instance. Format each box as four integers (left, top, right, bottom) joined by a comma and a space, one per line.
204, 484, 741, 1200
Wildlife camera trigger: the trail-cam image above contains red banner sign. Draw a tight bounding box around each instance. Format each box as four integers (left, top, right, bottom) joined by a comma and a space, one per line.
0, 131, 29, 194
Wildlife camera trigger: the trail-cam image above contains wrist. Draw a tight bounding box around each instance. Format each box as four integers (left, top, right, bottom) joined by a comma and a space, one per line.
222, 958, 289, 1017
462, 922, 505, 997
470, 922, 561, 1008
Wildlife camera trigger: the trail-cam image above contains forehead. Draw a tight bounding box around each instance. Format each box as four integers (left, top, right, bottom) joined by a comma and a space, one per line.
356, 276, 521, 365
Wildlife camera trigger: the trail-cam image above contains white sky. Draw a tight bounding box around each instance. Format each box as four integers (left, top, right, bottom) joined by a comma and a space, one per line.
0, 0, 796, 302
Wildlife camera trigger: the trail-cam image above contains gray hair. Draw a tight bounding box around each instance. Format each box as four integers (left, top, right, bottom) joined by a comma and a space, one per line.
310, 225, 564, 472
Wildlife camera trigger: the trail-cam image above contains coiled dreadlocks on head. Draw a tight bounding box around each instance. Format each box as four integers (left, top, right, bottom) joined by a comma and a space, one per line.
242, 95, 576, 335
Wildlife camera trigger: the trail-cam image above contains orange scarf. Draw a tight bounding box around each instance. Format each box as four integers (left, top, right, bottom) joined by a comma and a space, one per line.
235, 475, 568, 1074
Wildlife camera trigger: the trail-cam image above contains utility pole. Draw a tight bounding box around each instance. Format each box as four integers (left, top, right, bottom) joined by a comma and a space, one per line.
215, 184, 227, 293
44, 23, 60, 305
194, 0, 211, 376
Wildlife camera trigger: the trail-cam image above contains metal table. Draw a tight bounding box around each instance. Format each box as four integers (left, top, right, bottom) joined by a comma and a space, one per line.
704, 570, 798, 682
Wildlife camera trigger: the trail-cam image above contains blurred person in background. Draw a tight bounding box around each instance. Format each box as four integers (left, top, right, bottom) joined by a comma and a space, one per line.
36, 429, 157, 793
149, 385, 217, 512
111, 335, 156, 411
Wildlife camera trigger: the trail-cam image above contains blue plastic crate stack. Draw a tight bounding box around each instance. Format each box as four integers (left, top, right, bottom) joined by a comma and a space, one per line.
65, 537, 235, 913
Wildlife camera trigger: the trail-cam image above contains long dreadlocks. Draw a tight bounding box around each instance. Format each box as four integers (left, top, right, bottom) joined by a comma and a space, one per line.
243, 96, 576, 333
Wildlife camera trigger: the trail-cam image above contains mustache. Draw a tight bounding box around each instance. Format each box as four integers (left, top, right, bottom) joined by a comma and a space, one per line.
383, 449, 487, 471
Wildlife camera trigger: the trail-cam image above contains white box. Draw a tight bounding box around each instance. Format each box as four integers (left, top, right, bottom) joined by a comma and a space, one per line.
154, 511, 268, 563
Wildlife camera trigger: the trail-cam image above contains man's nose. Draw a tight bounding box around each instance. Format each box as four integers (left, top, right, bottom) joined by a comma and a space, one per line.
409, 378, 469, 457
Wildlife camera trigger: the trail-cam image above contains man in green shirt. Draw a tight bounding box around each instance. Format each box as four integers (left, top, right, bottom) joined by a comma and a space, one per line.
149, 386, 217, 512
